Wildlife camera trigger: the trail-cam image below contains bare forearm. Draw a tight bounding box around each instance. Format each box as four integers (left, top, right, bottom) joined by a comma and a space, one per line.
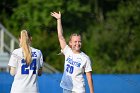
57, 18, 66, 49
51, 11, 66, 49
57, 18, 63, 38
38, 67, 42, 76
9, 67, 16, 76
86, 72, 94, 93
88, 78, 94, 93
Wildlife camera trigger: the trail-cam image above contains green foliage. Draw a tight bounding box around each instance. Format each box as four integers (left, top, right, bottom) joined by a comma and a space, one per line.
82, 0, 140, 73
0, 0, 140, 73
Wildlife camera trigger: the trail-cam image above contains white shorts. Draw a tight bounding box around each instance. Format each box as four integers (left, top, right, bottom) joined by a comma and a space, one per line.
63, 89, 76, 93
63, 89, 85, 93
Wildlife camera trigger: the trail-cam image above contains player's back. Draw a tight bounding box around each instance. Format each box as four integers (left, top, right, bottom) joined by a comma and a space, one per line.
9, 47, 43, 93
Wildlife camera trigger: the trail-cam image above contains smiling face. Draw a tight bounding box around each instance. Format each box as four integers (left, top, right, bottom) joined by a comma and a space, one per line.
69, 34, 82, 53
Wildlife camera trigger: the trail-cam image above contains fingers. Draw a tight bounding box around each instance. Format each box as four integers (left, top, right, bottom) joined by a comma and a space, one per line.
51, 12, 57, 15
51, 12, 57, 17
51, 11, 61, 16
50, 12, 55, 16
51, 11, 61, 19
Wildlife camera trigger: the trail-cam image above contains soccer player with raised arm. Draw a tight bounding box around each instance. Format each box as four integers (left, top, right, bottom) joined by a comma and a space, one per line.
51, 11, 94, 93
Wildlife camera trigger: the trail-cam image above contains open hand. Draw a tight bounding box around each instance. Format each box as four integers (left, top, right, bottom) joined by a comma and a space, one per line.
51, 11, 61, 20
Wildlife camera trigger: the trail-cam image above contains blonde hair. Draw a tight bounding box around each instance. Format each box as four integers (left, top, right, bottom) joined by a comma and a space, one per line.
20, 30, 32, 65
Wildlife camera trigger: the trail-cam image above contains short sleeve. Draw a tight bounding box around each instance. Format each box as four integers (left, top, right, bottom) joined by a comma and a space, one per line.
84, 56, 92, 72
8, 50, 18, 67
62, 45, 72, 55
39, 50, 43, 68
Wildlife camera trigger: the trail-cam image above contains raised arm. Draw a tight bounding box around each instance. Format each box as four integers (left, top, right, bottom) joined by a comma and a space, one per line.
51, 11, 67, 50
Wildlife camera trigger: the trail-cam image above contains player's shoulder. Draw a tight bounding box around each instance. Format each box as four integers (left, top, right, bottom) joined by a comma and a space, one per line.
12, 48, 22, 53
80, 51, 90, 59
31, 47, 39, 51
31, 47, 42, 53
80, 52, 92, 64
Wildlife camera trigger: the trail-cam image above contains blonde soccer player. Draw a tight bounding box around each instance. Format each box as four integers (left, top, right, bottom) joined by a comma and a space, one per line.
51, 11, 94, 93
8, 30, 43, 93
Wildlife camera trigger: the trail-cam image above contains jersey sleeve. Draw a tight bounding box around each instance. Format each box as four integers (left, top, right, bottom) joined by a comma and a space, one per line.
84, 56, 92, 72
62, 45, 72, 55
39, 50, 43, 68
8, 50, 18, 67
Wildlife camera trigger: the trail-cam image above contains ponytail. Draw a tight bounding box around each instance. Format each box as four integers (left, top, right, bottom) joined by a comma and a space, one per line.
20, 30, 32, 65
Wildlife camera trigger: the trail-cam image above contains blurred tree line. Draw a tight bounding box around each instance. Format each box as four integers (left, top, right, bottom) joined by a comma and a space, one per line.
0, 0, 140, 73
